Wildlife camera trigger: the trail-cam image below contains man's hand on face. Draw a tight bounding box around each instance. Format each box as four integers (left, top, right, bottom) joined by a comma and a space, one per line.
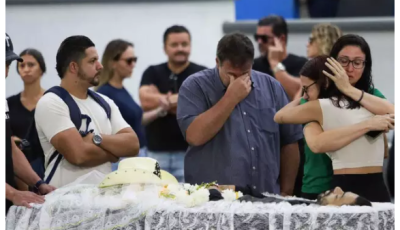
225, 73, 252, 105
268, 37, 285, 68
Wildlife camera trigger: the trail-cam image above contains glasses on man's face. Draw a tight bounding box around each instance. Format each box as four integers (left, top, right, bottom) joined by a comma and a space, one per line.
337, 57, 365, 69
301, 82, 317, 98
254, 34, 273, 44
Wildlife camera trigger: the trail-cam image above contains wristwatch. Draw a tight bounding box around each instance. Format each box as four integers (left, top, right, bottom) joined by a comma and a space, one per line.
34, 180, 46, 191
157, 109, 167, 118
93, 134, 103, 146
272, 62, 286, 74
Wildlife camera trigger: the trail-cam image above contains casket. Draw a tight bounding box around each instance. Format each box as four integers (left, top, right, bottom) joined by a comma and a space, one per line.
6, 183, 394, 230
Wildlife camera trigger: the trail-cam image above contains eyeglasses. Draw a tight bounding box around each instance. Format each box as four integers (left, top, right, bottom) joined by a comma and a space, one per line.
122, 57, 138, 65
254, 34, 273, 43
337, 57, 365, 69
301, 82, 316, 98
114, 54, 138, 65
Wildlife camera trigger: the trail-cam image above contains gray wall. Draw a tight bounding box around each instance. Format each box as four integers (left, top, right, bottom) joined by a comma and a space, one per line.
6, 1, 235, 102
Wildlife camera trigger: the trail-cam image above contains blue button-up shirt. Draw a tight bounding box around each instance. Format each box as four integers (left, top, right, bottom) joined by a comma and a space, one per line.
177, 68, 303, 193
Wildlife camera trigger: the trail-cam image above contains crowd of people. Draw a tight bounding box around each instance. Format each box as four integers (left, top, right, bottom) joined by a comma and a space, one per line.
5, 14, 395, 215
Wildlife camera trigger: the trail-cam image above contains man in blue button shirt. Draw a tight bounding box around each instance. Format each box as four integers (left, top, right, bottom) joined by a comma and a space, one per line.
177, 33, 303, 195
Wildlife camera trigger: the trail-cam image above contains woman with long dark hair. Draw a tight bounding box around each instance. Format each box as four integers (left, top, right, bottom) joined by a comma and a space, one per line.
274, 34, 394, 202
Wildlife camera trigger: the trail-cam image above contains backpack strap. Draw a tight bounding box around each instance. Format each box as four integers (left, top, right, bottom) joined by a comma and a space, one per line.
45, 86, 82, 129
44, 154, 62, 184
88, 90, 111, 119
43, 86, 83, 184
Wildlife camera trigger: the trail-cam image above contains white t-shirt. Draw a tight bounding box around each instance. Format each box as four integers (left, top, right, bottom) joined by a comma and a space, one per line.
35, 91, 130, 188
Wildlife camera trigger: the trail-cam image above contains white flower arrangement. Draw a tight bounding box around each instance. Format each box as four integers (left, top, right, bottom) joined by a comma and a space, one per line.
159, 183, 211, 207
221, 189, 243, 201
159, 182, 243, 207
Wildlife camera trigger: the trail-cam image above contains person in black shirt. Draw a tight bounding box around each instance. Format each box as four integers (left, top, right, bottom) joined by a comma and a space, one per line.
5, 33, 55, 215
253, 15, 308, 100
8, 49, 46, 149
139, 25, 206, 182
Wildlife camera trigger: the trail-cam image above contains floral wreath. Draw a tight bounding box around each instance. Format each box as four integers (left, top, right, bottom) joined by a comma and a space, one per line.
159, 182, 243, 207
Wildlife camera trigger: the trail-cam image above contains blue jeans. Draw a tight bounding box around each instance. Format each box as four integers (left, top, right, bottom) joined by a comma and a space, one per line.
111, 147, 148, 171
147, 150, 185, 183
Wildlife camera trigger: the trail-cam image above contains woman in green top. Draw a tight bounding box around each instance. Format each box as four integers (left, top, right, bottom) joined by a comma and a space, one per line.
296, 54, 390, 200
301, 24, 342, 200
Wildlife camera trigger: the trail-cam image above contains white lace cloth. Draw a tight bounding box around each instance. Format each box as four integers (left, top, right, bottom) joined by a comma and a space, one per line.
6, 184, 394, 230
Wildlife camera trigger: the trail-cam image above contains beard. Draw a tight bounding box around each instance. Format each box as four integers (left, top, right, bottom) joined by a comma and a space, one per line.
78, 69, 100, 86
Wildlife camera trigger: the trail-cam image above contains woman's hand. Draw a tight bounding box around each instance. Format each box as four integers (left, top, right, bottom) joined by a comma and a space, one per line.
322, 57, 353, 94
365, 114, 395, 132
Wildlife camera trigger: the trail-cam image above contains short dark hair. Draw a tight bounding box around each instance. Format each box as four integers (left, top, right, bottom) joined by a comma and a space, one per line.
17, 48, 46, 74
56, 35, 95, 79
258, 15, 288, 42
352, 196, 372, 207
216, 32, 254, 67
163, 25, 191, 44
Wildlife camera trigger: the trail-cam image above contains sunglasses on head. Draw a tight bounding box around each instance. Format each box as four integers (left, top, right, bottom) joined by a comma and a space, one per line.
254, 34, 270, 43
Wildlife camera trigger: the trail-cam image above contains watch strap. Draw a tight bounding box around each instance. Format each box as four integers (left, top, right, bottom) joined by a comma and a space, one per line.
273, 62, 286, 74
34, 180, 46, 191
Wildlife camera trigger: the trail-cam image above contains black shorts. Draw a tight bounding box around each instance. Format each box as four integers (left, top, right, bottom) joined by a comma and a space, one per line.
332, 173, 391, 203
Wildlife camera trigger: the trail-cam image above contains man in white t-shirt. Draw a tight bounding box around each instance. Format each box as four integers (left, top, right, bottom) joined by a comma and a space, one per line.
35, 35, 140, 188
